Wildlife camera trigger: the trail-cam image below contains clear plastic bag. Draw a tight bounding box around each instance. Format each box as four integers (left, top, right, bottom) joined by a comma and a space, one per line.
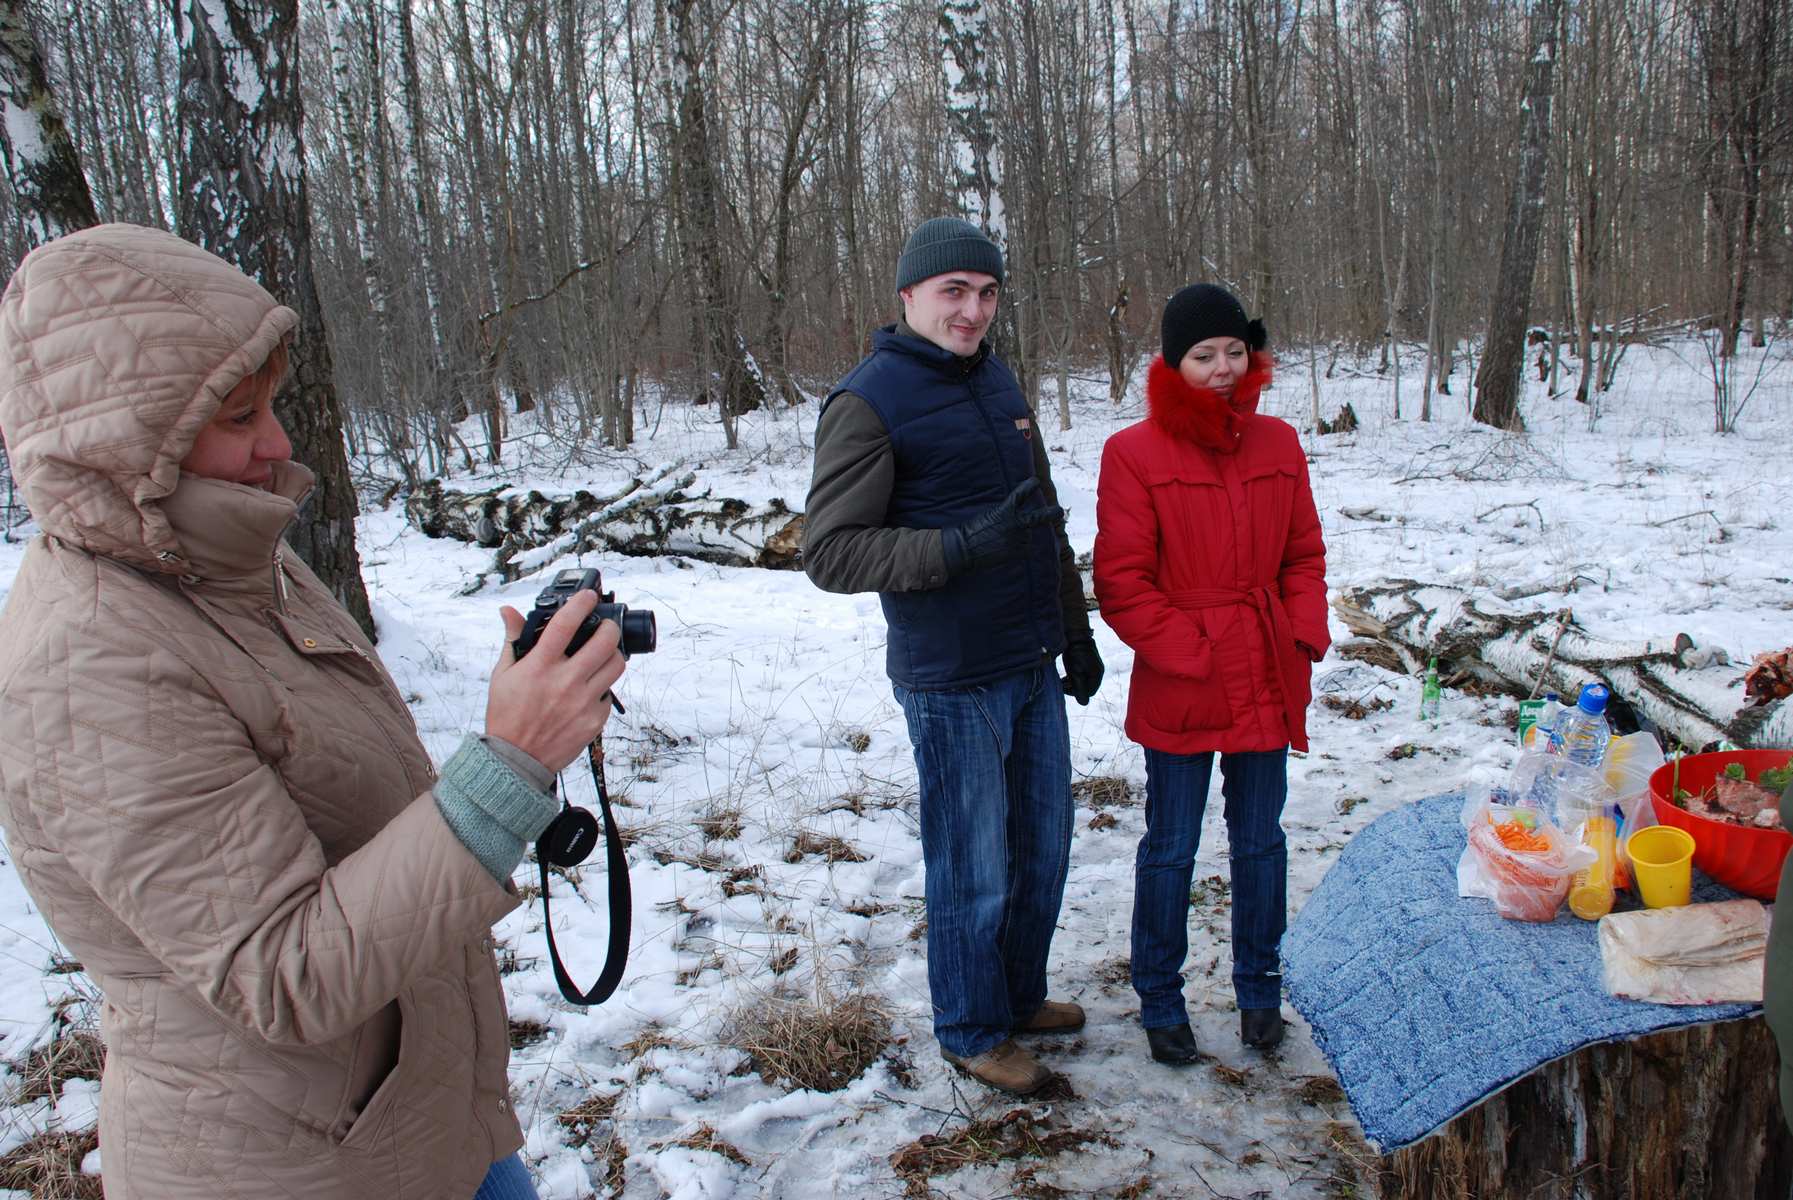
1458, 796, 1597, 922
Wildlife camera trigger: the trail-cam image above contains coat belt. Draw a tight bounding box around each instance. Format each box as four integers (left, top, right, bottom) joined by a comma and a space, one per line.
1162, 584, 1305, 744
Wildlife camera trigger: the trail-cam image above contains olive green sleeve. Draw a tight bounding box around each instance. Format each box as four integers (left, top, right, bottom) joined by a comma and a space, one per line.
801, 392, 951, 594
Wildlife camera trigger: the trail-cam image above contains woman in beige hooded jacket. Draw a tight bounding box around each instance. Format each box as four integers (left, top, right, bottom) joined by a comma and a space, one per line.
0, 224, 625, 1198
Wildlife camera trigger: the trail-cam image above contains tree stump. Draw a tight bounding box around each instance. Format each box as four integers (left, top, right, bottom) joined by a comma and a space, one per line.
1375, 1016, 1792, 1200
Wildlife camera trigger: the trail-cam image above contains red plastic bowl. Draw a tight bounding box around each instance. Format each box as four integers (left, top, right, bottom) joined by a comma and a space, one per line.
1649, 750, 1793, 900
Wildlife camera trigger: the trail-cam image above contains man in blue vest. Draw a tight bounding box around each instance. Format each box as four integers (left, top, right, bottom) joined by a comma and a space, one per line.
803, 217, 1104, 1094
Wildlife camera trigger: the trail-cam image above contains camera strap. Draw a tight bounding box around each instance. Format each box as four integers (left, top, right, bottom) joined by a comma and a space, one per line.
536, 739, 631, 1006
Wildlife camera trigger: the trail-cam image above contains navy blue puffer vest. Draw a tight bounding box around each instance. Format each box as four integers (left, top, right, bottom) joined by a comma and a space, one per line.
826, 326, 1065, 689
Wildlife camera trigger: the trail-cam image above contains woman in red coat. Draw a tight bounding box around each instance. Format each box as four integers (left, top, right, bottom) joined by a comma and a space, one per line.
1094, 284, 1329, 1065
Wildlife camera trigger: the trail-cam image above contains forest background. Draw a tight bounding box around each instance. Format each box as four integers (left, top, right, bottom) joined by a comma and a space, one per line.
0, 0, 1789, 609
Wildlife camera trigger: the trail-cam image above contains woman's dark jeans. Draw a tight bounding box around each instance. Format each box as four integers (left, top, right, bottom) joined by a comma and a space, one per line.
1131, 747, 1288, 1028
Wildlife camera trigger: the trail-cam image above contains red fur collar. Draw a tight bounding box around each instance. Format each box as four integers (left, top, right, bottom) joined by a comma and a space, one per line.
1144, 352, 1274, 453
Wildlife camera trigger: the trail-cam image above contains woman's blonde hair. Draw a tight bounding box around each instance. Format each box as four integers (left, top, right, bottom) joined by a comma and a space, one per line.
229, 337, 291, 409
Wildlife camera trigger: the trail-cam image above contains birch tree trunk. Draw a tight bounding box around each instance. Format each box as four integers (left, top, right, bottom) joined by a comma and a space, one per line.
0, 0, 99, 246
175, 0, 372, 638
1472, 0, 1565, 432
666, 0, 764, 447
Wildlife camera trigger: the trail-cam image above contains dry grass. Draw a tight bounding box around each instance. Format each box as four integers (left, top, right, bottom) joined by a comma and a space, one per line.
1210, 1063, 1251, 1088
769, 947, 800, 975
652, 848, 728, 872
1071, 776, 1134, 808
8, 1029, 105, 1106
785, 831, 867, 864
556, 1096, 627, 1197
556, 1092, 620, 1147
1092, 955, 1132, 990
1189, 874, 1231, 909
721, 865, 765, 897
676, 952, 726, 986
1320, 693, 1394, 720
841, 730, 872, 753
662, 1123, 751, 1165
508, 1018, 552, 1050
888, 1107, 1114, 1199
720, 988, 892, 1093
622, 1025, 675, 1060
844, 899, 897, 918
1087, 811, 1119, 831
0, 1129, 103, 1199
1294, 1074, 1347, 1106
696, 805, 744, 842
494, 943, 539, 976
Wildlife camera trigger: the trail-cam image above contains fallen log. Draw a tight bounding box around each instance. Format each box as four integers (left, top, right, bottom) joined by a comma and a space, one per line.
1331, 580, 1791, 750
405, 463, 805, 585
1374, 1016, 1792, 1200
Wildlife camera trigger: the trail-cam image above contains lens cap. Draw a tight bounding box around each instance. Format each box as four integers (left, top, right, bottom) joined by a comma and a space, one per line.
541, 807, 600, 868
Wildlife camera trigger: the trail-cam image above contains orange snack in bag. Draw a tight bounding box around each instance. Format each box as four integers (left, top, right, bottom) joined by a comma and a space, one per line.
1467, 820, 1576, 922
1493, 819, 1551, 854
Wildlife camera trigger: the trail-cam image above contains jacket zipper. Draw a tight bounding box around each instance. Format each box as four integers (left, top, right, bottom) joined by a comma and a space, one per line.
271, 549, 290, 614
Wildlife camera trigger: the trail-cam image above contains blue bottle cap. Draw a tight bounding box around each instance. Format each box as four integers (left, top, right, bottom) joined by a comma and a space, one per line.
1577, 683, 1609, 715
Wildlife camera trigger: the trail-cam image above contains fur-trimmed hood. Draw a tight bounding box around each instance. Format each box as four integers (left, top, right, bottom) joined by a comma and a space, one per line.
1144, 351, 1274, 453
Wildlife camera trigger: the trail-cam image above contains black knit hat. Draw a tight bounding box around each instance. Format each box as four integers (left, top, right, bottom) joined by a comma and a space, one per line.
1161, 283, 1267, 368
895, 217, 1005, 292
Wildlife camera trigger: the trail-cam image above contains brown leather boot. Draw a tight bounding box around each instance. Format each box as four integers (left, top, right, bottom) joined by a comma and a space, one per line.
1013, 999, 1086, 1035
940, 1039, 1052, 1095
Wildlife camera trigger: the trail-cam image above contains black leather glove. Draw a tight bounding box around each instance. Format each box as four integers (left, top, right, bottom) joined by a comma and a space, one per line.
1060, 635, 1104, 705
941, 478, 1062, 576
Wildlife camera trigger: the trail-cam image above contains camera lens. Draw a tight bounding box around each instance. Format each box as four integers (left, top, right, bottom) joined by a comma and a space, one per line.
620, 610, 657, 657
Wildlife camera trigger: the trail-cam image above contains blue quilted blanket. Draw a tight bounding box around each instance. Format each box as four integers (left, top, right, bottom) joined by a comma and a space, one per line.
1281, 794, 1758, 1151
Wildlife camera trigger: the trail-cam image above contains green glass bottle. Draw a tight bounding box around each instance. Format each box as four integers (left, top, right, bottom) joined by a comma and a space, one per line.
1419, 657, 1441, 723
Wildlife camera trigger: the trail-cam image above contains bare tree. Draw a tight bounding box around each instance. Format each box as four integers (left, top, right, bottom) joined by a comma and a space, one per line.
0, 0, 97, 246
175, 0, 372, 636
1473, 0, 1566, 432
666, 0, 766, 449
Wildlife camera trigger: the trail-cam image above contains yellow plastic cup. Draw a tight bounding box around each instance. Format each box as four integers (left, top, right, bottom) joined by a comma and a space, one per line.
1626, 825, 1696, 908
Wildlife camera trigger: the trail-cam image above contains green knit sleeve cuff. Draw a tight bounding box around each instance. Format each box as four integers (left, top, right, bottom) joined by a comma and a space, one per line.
435, 734, 560, 882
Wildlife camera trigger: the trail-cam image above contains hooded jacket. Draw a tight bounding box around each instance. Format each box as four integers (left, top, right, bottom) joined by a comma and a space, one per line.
1094, 354, 1329, 754
0, 225, 523, 1198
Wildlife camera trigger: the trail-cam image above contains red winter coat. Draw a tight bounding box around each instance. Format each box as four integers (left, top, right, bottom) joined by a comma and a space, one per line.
1094, 354, 1329, 754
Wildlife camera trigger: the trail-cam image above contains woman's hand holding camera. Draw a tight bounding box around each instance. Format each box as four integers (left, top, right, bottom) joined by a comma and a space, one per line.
486, 589, 626, 773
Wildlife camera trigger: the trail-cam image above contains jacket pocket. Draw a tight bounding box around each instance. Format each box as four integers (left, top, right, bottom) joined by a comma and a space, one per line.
339, 996, 409, 1150
1134, 662, 1231, 732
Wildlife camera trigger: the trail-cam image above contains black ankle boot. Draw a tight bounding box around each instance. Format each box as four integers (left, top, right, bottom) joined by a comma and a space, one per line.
1240, 1007, 1283, 1049
1145, 1022, 1200, 1065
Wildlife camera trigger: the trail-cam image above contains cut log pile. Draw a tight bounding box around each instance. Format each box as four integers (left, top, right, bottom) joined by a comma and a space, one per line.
1332, 580, 1791, 751
404, 463, 805, 586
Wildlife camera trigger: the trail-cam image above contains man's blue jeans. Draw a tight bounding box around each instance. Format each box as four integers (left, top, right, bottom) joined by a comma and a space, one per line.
894, 660, 1072, 1058
1131, 747, 1288, 1027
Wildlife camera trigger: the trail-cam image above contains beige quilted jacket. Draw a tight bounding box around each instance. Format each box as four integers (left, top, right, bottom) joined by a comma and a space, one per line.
0, 225, 525, 1198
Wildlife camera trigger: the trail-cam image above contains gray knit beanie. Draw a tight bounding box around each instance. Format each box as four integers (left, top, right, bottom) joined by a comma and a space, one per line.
895, 217, 1005, 292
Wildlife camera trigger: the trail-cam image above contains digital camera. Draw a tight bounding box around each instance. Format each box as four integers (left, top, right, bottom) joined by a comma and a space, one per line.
513, 568, 657, 660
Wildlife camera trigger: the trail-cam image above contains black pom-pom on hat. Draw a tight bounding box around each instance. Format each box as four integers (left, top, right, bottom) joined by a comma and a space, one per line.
1161, 284, 1268, 368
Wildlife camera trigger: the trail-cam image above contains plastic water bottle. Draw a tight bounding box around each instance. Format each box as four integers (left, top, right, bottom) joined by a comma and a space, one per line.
1418, 657, 1441, 723
1549, 684, 1612, 771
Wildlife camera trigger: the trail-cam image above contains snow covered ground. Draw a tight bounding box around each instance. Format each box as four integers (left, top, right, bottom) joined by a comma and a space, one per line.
1, 338, 1789, 1198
